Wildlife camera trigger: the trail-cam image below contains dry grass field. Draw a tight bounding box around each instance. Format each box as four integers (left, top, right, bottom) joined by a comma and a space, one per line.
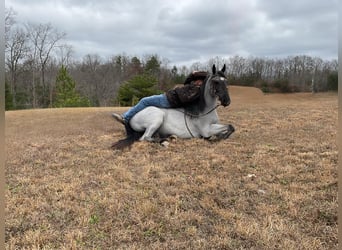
5, 86, 338, 249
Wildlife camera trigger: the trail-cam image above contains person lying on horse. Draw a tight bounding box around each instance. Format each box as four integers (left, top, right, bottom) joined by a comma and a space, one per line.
111, 64, 234, 150
112, 71, 208, 125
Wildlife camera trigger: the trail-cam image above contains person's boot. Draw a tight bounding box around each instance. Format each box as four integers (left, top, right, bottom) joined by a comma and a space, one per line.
112, 113, 126, 125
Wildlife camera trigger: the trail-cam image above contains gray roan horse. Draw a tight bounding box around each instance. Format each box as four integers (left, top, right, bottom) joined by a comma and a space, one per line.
112, 64, 235, 150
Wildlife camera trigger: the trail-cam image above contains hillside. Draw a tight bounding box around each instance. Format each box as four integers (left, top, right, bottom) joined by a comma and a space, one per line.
5, 88, 338, 249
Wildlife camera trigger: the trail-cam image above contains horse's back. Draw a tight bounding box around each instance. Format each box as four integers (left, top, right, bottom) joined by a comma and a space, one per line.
130, 106, 193, 138
130, 107, 165, 132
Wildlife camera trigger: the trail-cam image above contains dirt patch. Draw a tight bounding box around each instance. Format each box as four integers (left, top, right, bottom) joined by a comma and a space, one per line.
229, 85, 337, 106
229, 85, 265, 103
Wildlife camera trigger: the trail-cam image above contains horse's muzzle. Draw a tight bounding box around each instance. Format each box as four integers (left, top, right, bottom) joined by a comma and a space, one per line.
221, 97, 230, 107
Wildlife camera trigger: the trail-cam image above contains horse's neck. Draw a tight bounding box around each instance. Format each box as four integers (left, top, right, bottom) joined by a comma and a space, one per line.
202, 81, 217, 113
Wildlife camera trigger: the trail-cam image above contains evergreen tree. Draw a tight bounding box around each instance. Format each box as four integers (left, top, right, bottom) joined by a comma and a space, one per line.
54, 65, 90, 107
117, 73, 161, 106
327, 72, 338, 91
144, 55, 160, 77
5, 81, 14, 110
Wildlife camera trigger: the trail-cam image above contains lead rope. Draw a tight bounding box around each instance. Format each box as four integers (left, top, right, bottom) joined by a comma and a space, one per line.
184, 111, 195, 138
183, 104, 220, 138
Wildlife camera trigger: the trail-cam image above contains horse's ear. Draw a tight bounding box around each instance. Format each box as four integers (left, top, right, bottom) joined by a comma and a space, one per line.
221, 64, 226, 73
212, 64, 216, 74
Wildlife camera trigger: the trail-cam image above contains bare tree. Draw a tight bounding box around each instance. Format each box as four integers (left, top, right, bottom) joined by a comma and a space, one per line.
207, 56, 226, 70
56, 44, 74, 67
189, 61, 203, 71
5, 8, 16, 50
79, 54, 102, 105
26, 22, 66, 107
5, 28, 29, 107
230, 55, 246, 78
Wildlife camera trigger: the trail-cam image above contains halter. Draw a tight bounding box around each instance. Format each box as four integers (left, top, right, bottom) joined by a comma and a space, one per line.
183, 72, 227, 138
184, 105, 220, 138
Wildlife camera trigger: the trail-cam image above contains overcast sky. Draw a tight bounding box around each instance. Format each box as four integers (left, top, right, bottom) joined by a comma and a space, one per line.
6, 0, 338, 66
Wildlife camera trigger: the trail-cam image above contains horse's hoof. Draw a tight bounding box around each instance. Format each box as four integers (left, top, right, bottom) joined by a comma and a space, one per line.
161, 141, 169, 147
223, 124, 235, 139
169, 135, 178, 141
208, 135, 219, 141
228, 124, 235, 133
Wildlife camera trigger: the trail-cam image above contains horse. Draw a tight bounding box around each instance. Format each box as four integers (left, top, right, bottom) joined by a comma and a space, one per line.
112, 64, 235, 150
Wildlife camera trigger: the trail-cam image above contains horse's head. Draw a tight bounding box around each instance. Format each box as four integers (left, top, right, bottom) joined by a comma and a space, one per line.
209, 64, 230, 107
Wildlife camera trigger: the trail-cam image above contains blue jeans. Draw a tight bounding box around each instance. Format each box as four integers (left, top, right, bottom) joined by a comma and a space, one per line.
123, 94, 172, 121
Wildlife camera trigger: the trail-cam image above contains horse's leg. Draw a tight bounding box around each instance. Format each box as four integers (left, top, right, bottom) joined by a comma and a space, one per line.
209, 124, 235, 140
139, 126, 160, 142
200, 124, 235, 140
138, 113, 165, 142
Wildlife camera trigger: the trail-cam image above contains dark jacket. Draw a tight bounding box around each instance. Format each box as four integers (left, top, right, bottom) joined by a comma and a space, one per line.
165, 84, 201, 108
165, 71, 208, 107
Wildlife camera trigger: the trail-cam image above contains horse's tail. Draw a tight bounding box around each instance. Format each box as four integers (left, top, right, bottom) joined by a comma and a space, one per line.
111, 123, 142, 150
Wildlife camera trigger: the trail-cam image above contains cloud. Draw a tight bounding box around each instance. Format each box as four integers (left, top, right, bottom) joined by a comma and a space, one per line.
6, 0, 338, 66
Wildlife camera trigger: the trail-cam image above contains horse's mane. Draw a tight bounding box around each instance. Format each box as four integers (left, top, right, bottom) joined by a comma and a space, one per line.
183, 74, 208, 116
184, 71, 225, 116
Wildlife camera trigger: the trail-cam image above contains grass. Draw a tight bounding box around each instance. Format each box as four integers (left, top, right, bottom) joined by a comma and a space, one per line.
5, 88, 337, 249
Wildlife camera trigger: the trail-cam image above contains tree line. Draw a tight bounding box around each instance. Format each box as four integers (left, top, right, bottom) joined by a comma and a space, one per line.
5, 8, 338, 110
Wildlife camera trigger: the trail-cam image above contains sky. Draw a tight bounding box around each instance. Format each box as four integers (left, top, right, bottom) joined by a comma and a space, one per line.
5, 0, 338, 67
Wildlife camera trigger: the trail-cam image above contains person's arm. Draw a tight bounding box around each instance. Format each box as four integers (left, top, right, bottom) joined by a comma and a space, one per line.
175, 84, 201, 104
